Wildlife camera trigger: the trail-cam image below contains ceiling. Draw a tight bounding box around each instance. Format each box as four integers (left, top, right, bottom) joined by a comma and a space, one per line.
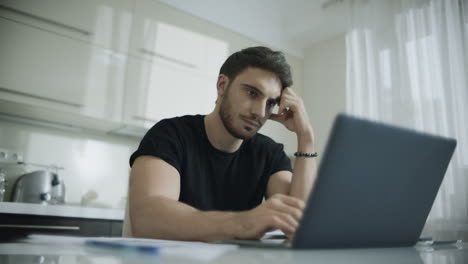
158, 0, 350, 57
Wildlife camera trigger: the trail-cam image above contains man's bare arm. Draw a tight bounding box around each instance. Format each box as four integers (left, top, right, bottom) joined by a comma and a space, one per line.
129, 156, 305, 241
289, 133, 317, 200
268, 88, 318, 201
266, 146, 317, 202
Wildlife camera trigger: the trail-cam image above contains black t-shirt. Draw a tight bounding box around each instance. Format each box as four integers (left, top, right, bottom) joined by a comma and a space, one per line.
129, 115, 292, 211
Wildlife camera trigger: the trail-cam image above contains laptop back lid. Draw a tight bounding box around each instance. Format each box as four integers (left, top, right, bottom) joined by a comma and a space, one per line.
293, 114, 457, 248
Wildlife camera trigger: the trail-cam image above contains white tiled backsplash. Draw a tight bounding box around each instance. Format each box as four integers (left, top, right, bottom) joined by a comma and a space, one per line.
0, 118, 140, 209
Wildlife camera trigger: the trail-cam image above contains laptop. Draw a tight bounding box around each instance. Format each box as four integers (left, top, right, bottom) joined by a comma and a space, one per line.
220, 113, 457, 249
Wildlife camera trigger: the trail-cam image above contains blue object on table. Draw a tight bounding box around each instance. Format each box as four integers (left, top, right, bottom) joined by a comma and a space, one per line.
85, 240, 159, 254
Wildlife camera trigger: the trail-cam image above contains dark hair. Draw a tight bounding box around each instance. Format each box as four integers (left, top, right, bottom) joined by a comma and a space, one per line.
219, 46, 293, 89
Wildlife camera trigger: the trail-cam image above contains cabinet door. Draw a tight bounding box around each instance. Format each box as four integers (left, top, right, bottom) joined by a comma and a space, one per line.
122, 0, 228, 129
110, 220, 123, 237
0, 0, 133, 54
0, 17, 126, 123
0, 213, 121, 237
129, 0, 228, 73
123, 56, 217, 129
0, 17, 86, 106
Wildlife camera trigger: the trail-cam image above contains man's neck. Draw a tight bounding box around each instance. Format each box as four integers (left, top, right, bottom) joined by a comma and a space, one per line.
204, 112, 243, 153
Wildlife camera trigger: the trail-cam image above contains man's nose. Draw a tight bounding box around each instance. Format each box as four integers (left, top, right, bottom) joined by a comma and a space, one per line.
251, 101, 266, 119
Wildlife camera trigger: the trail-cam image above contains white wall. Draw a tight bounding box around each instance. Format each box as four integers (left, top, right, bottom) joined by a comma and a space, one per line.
303, 34, 347, 158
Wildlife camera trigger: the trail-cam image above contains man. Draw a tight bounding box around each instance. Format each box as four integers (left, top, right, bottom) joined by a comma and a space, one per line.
129, 46, 317, 242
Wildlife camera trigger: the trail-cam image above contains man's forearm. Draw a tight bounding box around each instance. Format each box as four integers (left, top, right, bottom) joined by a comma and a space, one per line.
131, 195, 238, 242
289, 133, 318, 201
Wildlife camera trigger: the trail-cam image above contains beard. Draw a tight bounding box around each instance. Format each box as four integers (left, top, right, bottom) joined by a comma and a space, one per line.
219, 87, 262, 140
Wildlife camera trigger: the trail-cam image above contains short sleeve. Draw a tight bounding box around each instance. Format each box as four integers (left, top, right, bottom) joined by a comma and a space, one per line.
129, 119, 183, 174
269, 143, 293, 175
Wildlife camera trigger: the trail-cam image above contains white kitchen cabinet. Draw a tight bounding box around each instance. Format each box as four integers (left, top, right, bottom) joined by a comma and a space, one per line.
122, 56, 217, 130
0, 17, 86, 107
0, 0, 134, 54
0, 17, 126, 129
121, 0, 228, 131
0, 202, 124, 237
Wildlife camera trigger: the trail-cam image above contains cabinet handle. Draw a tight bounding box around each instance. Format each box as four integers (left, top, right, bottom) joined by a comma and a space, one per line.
0, 4, 92, 36
0, 87, 83, 107
0, 224, 80, 230
139, 48, 196, 69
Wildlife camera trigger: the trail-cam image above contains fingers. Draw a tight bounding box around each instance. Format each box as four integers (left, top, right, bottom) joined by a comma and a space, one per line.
267, 198, 303, 222
277, 97, 294, 116
268, 213, 298, 236
264, 194, 306, 236
269, 113, 284, 122
283, 87, 297, 96
236, 193, 306, 240
277, 89, 302, 116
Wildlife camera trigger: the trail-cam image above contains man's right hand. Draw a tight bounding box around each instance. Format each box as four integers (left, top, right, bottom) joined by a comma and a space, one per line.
228, 194, 305, 240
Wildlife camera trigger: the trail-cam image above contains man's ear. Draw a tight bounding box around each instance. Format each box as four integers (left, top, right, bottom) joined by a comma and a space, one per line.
217, 74, 229, 97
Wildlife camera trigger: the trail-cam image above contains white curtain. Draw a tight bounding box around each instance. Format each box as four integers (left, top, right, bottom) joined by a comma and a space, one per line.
346, 0, 468, 241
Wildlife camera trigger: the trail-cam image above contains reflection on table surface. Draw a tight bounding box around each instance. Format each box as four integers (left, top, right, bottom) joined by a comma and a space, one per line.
0, 242, 467, 264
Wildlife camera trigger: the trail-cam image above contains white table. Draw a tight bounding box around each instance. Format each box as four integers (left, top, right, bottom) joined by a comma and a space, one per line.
0, 240, 466, 264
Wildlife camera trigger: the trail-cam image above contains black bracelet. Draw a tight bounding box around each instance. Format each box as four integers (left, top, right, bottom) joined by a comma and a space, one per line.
294, 152, 318, 157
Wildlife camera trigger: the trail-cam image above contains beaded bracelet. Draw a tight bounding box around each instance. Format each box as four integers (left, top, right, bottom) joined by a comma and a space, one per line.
294, 152, 318, 157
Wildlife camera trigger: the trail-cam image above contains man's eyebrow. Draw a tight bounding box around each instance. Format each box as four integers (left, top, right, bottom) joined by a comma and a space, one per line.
241, 83, 281, 102
241, 84, 264, 96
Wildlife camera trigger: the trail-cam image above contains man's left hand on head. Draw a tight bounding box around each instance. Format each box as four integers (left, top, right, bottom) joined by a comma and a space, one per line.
269, 88, 314, 139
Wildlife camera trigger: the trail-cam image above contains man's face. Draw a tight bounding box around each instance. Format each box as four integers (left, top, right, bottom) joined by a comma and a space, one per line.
219, 67, 282, 140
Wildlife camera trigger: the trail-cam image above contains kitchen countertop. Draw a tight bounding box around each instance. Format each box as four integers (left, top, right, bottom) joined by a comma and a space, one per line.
0, 202, 124, 221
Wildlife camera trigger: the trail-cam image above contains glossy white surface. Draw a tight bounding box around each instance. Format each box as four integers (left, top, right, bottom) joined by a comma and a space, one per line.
0, 16, 127, 122
122, 0, 227, 129
0, 17, 86, 106
0, 0, 134, 53
0, 0, 304, 154
0, 202, 123, 220
0, 241, 466, 264
0, 119, 138, 209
